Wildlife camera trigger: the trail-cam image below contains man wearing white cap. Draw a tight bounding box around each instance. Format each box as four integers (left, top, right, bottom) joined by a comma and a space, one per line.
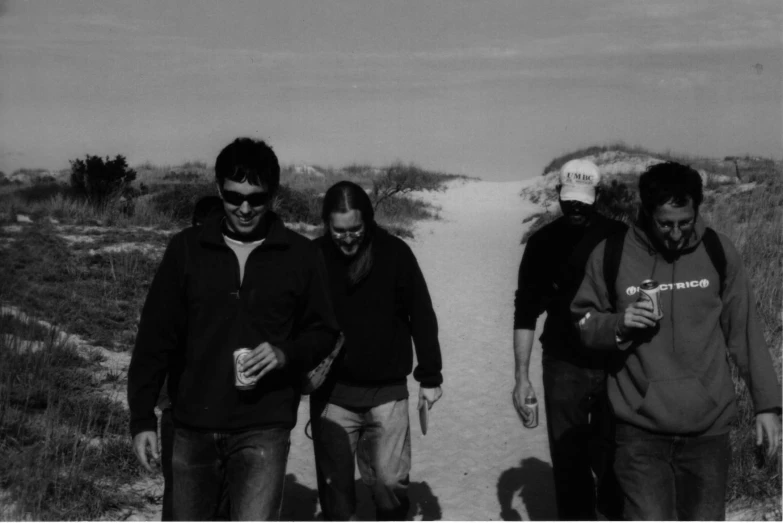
512, 159, 626, 520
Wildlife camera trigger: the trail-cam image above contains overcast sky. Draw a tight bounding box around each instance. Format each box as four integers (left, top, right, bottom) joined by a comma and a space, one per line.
1, 0, 781, 180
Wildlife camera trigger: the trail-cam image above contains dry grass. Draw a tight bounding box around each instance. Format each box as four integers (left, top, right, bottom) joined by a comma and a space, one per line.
0, 311, 142, 520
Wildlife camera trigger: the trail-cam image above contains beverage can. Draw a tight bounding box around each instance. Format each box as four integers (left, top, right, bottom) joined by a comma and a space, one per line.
523, 396, 539, 429
639, 279, 663, 319
233, 348, 256, 390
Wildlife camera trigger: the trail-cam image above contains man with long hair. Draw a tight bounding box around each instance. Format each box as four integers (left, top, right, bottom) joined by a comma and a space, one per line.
572, 162, 781, 520
128, 137, 339, 521
311, 181, 443, 521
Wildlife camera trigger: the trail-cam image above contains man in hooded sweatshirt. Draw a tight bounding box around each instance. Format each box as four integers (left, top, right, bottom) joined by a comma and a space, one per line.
571, 161, 781, 520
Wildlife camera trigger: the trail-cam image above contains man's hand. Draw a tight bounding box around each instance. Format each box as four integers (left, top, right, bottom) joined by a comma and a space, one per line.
756, 412, 781, 458
241, 342, 287, 381
132, 431, 159, 473
512, 379, 536, 427
418, 386, 443, 411
618, 299, 660, 338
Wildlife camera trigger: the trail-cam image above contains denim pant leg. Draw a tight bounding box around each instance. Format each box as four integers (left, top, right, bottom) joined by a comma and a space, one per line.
160, 409, 175, 522
172, 428, 225, 521
614, 424, 677, 521
542, 357, 607, 520
311, 400, 363, 521
674, 432, 730, 521
224, 427, 291, 521
357, 399, 412, 521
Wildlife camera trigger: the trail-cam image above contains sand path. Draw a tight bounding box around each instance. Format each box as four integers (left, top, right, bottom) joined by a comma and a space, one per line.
286, 179, 555, 521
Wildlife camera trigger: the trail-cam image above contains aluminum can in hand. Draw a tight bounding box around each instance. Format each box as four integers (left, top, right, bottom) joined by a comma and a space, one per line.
233, 348, 257, 390
639, 279, 663, 320
523, 396, 539, 428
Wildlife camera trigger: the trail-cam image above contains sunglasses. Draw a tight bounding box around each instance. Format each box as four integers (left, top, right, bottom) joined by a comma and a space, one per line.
221, 190, 271, 207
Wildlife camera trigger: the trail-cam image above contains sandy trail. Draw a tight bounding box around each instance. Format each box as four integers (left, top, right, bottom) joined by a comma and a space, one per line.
286, 179, 554, 521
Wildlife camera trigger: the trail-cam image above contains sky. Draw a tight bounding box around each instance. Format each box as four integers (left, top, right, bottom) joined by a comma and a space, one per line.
1, 0, 781, 181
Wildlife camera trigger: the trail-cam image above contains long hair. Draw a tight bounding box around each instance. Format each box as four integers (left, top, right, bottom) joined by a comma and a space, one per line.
321, 181, 377, 288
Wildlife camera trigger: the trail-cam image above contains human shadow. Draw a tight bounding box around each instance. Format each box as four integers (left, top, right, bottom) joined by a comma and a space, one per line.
407, 480, 442, 521
281, 473, 320, 521
497, 457, 557, 521
354, 478, 442, 521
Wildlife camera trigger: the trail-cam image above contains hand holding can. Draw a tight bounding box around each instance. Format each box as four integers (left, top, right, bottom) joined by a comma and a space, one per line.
234, 348, 258, 390
523, 396, 539, 428
638, 279, 663, 320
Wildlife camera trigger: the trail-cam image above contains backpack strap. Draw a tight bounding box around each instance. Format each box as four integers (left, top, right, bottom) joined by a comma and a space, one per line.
602, 229, 626, 311
701, 227, 727, 298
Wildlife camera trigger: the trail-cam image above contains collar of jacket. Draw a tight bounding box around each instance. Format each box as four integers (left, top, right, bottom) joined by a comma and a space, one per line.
198, 211, 291, 249
631, 214, 707, 261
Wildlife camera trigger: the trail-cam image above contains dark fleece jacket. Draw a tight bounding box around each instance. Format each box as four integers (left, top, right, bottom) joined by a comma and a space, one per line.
572, 217, 781, 435
127, 212, 339, 436
315, 228, 443, 388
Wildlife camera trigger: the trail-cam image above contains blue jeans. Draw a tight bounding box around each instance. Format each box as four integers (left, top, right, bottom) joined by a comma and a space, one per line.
542, 355, 623, 520
614, 423, 730, 521
311, 398, 411, 521
171, 426, 290, 521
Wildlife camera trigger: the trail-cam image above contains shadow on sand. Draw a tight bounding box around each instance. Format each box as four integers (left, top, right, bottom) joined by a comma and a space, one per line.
497, 457, 557, 521
283, 475, 442, 521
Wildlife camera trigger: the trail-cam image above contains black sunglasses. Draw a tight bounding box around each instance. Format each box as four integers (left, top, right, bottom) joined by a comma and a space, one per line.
221, 190, 271, 207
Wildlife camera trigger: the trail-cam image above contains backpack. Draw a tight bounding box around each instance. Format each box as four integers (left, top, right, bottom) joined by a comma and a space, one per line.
603, 227, 727, 309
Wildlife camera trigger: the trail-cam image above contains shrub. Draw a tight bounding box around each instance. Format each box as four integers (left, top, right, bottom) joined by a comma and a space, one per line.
371, 163, 445, 211
273, 185, 322, 225
70, 155, 137, 206
149, 182, 215, 223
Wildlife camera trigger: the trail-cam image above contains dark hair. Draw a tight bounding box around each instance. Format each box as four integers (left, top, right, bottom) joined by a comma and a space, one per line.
638, 162, 703, 216
214, 138, 280, 194
192, 195, 223, 227
321, 181, 375, 226
321, 181, 376, 287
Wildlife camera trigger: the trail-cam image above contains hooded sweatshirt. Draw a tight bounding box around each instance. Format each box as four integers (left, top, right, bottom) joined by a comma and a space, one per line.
571, 217, 780, 435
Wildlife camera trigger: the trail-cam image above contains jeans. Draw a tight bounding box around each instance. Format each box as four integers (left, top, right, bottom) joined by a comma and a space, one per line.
311, 398, 411, 521
160, 409, 174, 521
542, 355, 623, 520
614, 423, 730, 521
171, 426, 290, 521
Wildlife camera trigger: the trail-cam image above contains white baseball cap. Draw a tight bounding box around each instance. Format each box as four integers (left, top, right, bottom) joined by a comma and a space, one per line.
559, 159, 601, 204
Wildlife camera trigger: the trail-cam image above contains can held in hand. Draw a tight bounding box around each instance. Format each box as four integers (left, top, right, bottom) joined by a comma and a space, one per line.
639, 279, 663, 320
233, 348, 257, 390
523, 396, 539, 429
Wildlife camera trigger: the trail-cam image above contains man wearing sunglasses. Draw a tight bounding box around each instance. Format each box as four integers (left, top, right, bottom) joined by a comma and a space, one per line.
572, 162, 780, 520
512, 159, 626, 520
128, 137, 339, 521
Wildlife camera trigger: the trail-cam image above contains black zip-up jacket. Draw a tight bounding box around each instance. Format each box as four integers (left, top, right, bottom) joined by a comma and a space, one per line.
128, 212, 339, 436
315, 228, 443, 388
514, 214, 626, 363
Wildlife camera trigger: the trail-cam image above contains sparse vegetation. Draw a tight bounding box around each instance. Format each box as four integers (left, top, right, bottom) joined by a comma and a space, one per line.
0, 311, 142, 520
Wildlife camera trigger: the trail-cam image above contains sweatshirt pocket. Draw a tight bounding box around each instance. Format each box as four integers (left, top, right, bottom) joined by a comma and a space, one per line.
636, 377, 718, 434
